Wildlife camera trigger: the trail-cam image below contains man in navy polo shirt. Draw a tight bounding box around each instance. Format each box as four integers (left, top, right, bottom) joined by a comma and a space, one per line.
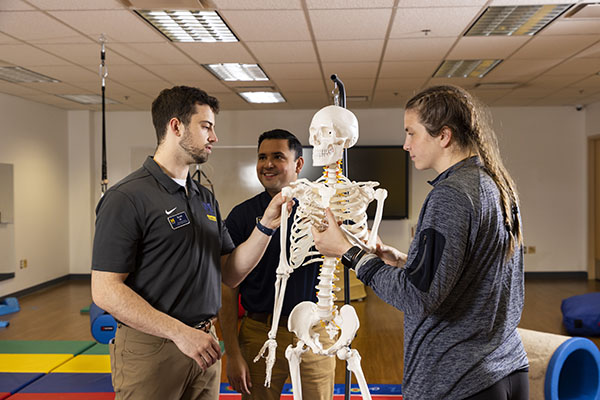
91, 86, 287, 400
220, 129, 336, 400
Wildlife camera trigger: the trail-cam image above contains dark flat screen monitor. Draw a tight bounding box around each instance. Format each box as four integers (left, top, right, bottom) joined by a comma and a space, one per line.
298, 145, 409, 219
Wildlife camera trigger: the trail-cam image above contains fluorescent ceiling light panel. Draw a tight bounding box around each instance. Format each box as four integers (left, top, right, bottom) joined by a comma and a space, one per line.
433, 59, 502, 78
239, 91, 285, 104
205, 63, 268, 81
0, 66, 60, 83
136, 10, 237, 42
465, 4, 572, 36
57, 94, 119, 104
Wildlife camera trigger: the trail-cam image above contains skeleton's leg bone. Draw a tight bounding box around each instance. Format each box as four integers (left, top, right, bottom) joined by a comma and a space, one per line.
337, 347, 372, 400
285, 343, 308, 400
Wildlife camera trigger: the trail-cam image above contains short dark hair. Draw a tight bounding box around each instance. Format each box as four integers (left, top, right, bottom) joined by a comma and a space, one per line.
258, 129, 303, 160
151, 86, 219, 145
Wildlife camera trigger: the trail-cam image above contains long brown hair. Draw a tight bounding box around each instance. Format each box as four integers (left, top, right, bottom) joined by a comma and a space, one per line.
405, 85, 522, 257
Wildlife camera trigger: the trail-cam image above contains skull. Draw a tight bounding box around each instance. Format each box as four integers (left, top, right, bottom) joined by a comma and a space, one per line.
308, 105, 359, 166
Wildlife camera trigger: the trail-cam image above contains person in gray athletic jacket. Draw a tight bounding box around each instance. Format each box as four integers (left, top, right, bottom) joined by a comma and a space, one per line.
312, 85, 529, 400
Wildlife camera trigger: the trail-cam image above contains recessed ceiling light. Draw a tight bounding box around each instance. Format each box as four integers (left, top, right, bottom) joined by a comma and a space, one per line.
433, 59, 502, 78
204, 63, 269, 81
465, 4, 572, 36
57, 94, 119, 105
0, 66, 60, 83
135, 10, 237, 42
239, 91, 285, 104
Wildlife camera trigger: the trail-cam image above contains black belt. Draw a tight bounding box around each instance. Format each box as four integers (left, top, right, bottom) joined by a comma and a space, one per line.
246, 312, 288, 328
193, 316, 217, 333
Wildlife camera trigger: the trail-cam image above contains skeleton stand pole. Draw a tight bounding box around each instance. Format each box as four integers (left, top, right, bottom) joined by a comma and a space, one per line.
331, 73, 352, 400
99, 34, 108, 195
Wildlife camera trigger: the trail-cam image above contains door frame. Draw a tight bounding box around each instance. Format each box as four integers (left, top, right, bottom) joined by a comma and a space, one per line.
587, 135, 600, 280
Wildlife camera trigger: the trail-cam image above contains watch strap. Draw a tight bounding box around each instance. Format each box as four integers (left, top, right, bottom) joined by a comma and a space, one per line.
256, 219, 276, 236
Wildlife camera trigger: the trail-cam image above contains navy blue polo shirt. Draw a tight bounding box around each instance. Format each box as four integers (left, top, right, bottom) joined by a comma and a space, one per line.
225, 191, 319, 316
92, 156, 235, 326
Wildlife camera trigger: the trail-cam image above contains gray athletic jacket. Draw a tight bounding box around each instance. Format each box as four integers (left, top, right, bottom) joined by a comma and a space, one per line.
356, 156, 528, 399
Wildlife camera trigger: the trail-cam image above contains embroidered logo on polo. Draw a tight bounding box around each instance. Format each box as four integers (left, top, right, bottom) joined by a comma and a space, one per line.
167, 211, 190, 230
202, 202, 217, 222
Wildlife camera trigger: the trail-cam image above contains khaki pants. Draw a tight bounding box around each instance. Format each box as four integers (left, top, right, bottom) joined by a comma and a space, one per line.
239, 316, 336, 400
110, 323, 221, 400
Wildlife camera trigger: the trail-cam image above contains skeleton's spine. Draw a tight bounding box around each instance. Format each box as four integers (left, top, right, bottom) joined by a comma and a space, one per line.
315, 161, 343, 320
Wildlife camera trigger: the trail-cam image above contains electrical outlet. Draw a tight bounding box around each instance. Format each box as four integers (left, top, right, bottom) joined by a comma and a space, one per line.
528, 246, 536, 254
19, 259, 27, 269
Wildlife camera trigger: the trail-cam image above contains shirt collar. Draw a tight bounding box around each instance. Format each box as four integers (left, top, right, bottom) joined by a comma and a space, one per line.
428, 155, 480, 187
143, 156, 199, 195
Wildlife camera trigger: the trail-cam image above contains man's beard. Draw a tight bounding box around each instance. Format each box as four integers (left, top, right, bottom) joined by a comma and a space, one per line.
179, 132, 208, 164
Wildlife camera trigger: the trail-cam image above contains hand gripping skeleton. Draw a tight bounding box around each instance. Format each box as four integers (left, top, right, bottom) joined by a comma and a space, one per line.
254, 105, 388, 400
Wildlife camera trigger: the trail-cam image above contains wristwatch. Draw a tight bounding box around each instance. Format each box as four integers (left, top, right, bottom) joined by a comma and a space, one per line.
256, 219, 276, 236
341, 245, 365, 270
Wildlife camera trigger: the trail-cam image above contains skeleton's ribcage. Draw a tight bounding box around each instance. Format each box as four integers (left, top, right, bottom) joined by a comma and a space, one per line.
287, 182, 377, 270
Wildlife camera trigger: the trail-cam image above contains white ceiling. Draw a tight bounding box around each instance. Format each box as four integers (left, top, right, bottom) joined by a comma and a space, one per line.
0, 0, 599, 111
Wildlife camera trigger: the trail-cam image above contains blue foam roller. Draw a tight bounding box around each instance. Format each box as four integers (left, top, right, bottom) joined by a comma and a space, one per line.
0, 297, 19, 316
89, 303, 117, 344
545, 336, 600, 400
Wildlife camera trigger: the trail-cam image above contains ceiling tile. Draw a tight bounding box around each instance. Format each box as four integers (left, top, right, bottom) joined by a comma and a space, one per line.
213, 0, 301, 9
511, 35, 599, 59
484, 59, 562, 81
399, 0, 487, 6
49, 10, 166, 43
384, 38, 455, 61
36, 43, 131, 67
426, 76, 481, 89
322, 62, 379, 79
375, 77, 428, 92
317, 40, 384, 62
277, 79, 324, 92
575, 41, 600, 59
544, 58, 600, 76
448, 36, 530, 59
0, 80, 43, 95
337, 78, 375, 93
174, 80, 231, 94
106, 64, 161, 82
29, 65, 99, 82
528, 74, 589, 88
371, 91, 410, 108
541, 20, 600, 35
469, 88, 513, 103
390, 7, 481, 38
122, 80, 182, 97
0, 32, 19, 44
0, 0, 35, 10
108, 43, 192, 65
19, 81, 92, 95
221, 10, 310, 41
246, 41, 317, 63
144, 64, 215, 81
27, 0, 125, 9
307, 0, 394, 8
0, 11, 89, 43
309, 9, 392, 40
379, 61, 440, 78
176, 43, 255, 64
261, 63, 321, 80
0, 44, 70, 66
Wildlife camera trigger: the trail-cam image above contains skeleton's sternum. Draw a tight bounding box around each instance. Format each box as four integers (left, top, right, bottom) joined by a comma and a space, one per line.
315, 163, 342, 320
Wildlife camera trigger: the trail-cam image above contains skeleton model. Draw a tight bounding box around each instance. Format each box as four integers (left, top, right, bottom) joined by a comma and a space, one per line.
254, 104, 388, 400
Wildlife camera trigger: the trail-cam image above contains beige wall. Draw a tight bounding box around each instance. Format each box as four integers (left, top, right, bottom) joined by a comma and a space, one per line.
0, 93, 598, 296
0, 93, 69, 297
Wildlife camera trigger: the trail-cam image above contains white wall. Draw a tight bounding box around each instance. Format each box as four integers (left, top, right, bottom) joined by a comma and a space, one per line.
0, 93, 69, 296
89, 105, 587, 273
